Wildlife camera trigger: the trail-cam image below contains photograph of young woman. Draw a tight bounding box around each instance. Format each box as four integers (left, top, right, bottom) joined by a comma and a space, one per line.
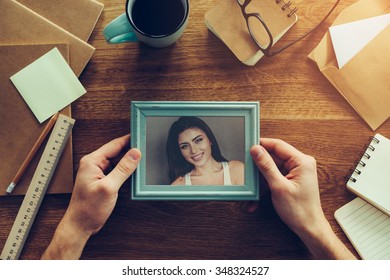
166, 116, 245, 186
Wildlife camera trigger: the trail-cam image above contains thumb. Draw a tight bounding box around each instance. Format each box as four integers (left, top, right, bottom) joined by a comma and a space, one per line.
105, 148, 141, 189
250, 145, 284, 186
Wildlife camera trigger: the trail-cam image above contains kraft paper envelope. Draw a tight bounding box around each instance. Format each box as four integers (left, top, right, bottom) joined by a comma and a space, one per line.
308, 0, 390, 130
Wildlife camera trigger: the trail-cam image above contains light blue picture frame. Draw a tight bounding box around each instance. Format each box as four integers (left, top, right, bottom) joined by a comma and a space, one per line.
130, 101, 260, 200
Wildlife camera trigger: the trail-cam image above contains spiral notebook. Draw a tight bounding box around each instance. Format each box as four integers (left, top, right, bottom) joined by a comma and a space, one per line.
335, 197, 390, 259
205, 0, 298, 65
335, 134, 390, 259
346, 134, 390, 215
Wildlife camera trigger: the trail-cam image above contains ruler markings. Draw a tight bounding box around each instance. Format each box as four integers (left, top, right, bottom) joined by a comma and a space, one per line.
1, 114, 75, 260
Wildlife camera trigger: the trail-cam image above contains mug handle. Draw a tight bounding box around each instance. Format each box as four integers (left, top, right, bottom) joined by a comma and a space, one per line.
103, 13, 138, 44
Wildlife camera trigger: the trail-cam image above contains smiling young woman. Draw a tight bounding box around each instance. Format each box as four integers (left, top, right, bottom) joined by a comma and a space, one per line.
166, 116, 245, 186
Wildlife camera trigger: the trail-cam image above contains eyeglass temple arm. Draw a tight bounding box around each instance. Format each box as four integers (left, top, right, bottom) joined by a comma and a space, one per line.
268, 0, 341, 56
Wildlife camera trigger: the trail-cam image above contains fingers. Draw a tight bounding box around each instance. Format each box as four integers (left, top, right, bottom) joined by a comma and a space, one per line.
104, 148, 142, 190
92, 134, 131, 160
260, 138, 304, 161
250, 145, 284, 185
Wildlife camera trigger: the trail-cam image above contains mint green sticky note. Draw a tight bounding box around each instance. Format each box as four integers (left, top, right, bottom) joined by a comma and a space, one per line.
10, 47, 86, 123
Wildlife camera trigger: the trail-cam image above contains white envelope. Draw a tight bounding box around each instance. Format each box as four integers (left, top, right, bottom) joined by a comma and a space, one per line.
329, 13, 390, 68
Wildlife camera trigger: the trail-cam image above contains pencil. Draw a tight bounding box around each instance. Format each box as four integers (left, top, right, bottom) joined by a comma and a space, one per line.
6, 112, 60, 194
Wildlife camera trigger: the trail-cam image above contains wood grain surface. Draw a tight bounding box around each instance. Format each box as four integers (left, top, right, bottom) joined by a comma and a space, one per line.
1, 0, 387, 260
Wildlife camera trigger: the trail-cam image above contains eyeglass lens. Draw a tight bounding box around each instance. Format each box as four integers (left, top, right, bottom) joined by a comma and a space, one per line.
238, 0, 341, 56
247, 16, 271, 50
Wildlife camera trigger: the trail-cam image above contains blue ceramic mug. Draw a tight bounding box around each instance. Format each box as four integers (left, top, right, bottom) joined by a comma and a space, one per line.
103, 0, 189, 48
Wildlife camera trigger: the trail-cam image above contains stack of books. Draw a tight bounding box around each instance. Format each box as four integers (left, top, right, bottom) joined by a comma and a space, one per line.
0, 0, 103, 196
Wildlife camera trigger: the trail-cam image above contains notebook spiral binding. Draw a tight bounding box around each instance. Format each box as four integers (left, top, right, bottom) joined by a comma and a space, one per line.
349, 136, 380, 183
275, 0, 298, 18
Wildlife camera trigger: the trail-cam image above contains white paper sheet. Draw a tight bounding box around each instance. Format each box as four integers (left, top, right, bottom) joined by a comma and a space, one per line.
329, 14, 390, 69
10, 47, 86, 123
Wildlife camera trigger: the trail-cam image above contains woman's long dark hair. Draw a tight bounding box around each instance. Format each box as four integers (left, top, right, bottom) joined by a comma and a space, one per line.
166, 117, 227, 183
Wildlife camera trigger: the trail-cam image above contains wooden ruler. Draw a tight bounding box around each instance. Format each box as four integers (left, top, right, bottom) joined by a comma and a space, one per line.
1, 114, 75, 260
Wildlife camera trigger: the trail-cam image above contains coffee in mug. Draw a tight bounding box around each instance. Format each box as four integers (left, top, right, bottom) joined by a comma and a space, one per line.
103, 0, 189, 48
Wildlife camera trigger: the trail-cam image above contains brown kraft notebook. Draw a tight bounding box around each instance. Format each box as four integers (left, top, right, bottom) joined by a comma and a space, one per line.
0, 44, 73, 196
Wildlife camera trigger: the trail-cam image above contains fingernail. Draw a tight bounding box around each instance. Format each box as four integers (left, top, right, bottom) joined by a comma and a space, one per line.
128, 149, 140, 161
251, 145, 263, 158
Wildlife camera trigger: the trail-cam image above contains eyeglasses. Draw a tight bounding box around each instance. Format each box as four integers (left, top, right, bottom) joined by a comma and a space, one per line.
237, 0, 340, 57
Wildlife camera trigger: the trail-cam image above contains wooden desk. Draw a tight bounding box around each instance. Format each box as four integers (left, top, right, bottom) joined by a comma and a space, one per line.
1, 0, 389, 260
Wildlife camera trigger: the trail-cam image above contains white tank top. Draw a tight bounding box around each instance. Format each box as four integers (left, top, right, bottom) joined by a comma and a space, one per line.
184, 161, 232, 185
